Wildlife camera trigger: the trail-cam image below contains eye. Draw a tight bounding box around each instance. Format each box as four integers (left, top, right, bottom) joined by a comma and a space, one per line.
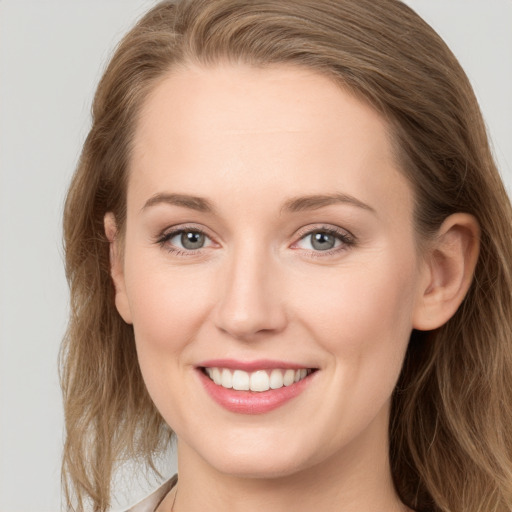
301, 231, 339, 251
157, 226, 215, 254
293, 226, 355, 254
171, 230, 207, 250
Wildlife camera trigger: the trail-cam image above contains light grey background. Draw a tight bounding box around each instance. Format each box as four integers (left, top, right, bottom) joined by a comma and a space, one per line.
0, 1, 511, 511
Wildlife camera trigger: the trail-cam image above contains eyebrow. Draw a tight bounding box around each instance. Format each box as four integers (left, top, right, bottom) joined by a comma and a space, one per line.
142, 193, 215, 213
141, 191, 375, 215
281, 193, 376, 214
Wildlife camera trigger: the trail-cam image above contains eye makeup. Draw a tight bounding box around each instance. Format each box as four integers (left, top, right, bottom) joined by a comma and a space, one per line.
154, 222, 357, 259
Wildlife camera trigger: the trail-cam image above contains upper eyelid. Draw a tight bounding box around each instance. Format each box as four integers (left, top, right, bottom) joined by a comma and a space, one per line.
157, 227, 216, 254
156, 225, 214, 247
294, 224, 355, 240
159, 223, 212, 238
159, 224, 353, 237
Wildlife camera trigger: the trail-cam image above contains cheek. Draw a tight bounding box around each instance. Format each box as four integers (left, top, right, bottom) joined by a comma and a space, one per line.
293, 251, 418, 379
123, 250, 215, 364
288, 252, 419, 447
122, 252, 218, 427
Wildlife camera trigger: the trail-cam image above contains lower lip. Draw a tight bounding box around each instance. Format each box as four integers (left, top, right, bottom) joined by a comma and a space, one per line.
197, 369, 316, 414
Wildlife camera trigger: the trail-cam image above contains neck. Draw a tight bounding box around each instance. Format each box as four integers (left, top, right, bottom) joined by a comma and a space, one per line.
168, 406, 407, 512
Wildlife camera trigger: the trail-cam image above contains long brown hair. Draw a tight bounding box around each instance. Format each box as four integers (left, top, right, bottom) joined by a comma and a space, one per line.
61, 1, 512, 510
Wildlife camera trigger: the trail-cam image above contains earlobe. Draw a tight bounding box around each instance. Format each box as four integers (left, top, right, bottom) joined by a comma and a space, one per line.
413, 213, 480, 331
104, 213, 133, 325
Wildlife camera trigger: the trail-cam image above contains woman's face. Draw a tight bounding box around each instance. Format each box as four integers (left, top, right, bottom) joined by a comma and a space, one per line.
111, 64, 430, 478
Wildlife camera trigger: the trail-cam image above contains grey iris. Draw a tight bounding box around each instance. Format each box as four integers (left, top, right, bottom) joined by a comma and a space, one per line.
181, 231, 205, 249
311, 231, 336, 250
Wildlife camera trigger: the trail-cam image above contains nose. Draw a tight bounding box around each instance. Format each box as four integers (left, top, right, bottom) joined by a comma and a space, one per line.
214, 244, 288, 340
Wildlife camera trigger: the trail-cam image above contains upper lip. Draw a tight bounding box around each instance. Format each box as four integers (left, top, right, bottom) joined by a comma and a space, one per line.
197, 359, 316, 372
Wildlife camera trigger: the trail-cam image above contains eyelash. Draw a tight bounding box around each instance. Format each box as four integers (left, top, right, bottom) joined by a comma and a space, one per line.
292, 225, 356, 258
155, 224, 356, 258
156, 224, 211, 256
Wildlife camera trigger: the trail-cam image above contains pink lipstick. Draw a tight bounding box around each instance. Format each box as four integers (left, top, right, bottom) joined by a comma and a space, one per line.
196, 359, 317, 414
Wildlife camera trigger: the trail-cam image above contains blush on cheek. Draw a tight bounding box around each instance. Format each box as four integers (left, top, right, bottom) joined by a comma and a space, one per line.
304, 273, 413, 345
132, 297, 196, 355
126, 253, 215, 347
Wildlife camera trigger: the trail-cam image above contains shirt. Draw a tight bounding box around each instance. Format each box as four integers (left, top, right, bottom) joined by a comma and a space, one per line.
125, 474, 178, 512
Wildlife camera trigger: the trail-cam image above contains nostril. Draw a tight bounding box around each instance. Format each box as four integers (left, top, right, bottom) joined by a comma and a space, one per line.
214, 271, 288, 338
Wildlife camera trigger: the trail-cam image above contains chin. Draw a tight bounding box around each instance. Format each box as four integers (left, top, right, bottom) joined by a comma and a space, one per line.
208, 453, 310, 480
183, 427, 318, 480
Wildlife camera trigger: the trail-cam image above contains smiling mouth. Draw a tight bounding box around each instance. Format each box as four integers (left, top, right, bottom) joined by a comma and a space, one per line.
201, 367, 316, 393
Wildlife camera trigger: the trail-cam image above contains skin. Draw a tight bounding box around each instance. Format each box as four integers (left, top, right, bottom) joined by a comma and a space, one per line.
106, 64, 480, 512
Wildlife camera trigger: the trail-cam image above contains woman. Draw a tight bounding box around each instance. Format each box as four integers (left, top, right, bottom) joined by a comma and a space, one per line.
60, 0, 512, 511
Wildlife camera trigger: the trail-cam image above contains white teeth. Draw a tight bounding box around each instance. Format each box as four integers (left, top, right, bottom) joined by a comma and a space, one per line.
221, 368, 233, 389
232, 370, 250, 390
212, 367, 222, 385
283, 369, 295, 386
269, 369, 284, 389
205, 367, 312, 392
250, 370, 270, 392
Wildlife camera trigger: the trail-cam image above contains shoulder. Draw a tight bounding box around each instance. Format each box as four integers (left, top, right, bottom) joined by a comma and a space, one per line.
124, 474, 178, 512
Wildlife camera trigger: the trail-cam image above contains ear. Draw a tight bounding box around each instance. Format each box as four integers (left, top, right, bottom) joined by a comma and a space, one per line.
104, 213, 133, 324
413, 213, 480, 331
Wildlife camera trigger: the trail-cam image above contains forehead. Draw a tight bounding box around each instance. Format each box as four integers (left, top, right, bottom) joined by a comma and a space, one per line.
129, 63, 412, 221
133, 63, 389, 157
